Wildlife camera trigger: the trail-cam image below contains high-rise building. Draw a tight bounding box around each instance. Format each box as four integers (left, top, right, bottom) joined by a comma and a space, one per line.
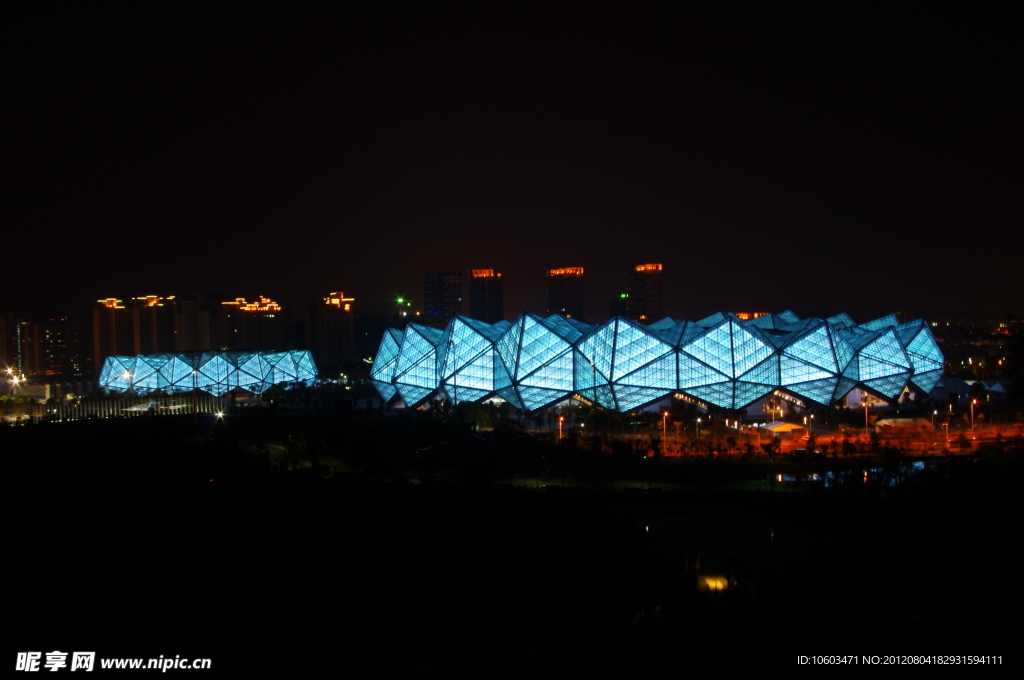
93, 298, 135, 371
13, 321, 37, 376
0, 315, 8, 371
423, 271, 463, 328
172, 295, 220, 352
624, 263, 663, 323
131, 295, 176, 355
468, 269, 504, 323
306, 291, 355, 372
17, 316, 86, 379
93, 296, 181, 373
546, 267, 585, 319
221, 296, 290, 351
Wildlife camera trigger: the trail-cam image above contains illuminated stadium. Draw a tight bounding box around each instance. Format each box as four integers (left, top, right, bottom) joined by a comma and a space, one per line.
370, 311, 944, 412
99, 350, 318, 396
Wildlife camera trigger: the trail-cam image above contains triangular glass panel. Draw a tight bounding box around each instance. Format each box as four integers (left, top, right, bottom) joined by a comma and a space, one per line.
740, 354, 780, 388
682, 322, 733, 376
862, 373, 910, 399
518, 386, 568, 412
613, 385, 671, 412
787, 377, 839, 405
683, 382, 735, 409
612, 320, 672, 380
859, 314, 899, 331
495, 386, 524, 410
678, 351, 729, 390
372, 379, 398, 402
733, 381, 774, 408
397, 384, 434, 408
617, 352, 677, 390
910, 369, 943, 395
780, 355, 833, 385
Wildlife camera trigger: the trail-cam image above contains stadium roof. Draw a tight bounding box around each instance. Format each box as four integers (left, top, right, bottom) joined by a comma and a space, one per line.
99, 350, 318, 397
371, 311, 944, 412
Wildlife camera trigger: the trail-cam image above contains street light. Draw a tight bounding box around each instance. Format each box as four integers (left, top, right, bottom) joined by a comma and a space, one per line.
971, 399, 977, 438
558, 415, 564, 439
863, 401, 870, 431
695, 417, 702, 438
662, 410, 668, 440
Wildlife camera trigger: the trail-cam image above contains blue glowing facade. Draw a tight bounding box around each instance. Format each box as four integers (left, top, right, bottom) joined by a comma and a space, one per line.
371, 312, 944, 412
99, 350, 318, 396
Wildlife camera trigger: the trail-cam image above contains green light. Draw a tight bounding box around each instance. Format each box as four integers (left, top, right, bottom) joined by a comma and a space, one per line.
621, 293, 628, 298
396, 297, 405, 304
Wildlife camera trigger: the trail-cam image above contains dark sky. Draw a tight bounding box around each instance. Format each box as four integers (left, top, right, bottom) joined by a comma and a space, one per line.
3, 6, 1022, 322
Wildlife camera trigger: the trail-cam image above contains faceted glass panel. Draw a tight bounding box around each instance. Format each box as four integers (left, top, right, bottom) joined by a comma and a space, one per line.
862, 374, 909, 399
370, 311, 944, 411
911, 368, 943, 395
437, 316, 507, 405
788, 377, 840, 405
100, 351, 317, 397
394, 324, 442, 406
859, 314, 899, 331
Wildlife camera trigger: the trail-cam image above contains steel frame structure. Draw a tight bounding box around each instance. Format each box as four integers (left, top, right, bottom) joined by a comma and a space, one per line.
99, 350, 318, 396
371, 311, 944, 412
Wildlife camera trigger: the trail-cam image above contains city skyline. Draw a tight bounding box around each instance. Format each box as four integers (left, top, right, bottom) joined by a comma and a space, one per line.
5, 9, 1022, 673
3, 9, 1022, 325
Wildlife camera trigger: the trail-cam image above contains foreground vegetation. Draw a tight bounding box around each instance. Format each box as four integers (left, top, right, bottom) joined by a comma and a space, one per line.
4, 407, 1022, 672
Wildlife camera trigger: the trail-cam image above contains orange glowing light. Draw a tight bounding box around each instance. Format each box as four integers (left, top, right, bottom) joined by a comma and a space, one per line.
222, 296, 282, 312
634, 263, 662, 272
325, 292, 355, 308
702, 576, 728, 591
735, 312, 769, 320
549, 267, 584, 276
471, 269, 499, 278
99, 298, 125, 309
134, 295, 165, 307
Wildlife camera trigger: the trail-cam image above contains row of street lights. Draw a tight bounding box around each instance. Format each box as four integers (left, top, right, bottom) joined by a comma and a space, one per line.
554, 396, 984, 447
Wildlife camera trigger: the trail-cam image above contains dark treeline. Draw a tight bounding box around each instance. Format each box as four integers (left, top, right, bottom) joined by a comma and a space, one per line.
3, 412, 1023, 672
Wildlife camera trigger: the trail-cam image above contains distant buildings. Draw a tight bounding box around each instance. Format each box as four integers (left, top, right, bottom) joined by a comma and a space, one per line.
306, 292, 355, 372
220, 296, 291, 351
131, 295, 176, 355
172, 295, 221, 352
3, 316, 85, 379
423, 271, 463, 329
624, 263, 663, 323
92, 298, 136, 370
93, 295, 219, 368
546, 267, 585, 319
93, 294, 293, 373
469, 270, 504, 323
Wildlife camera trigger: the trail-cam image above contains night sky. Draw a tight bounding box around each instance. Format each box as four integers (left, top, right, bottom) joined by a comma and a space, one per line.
4, 7, 1021, 322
